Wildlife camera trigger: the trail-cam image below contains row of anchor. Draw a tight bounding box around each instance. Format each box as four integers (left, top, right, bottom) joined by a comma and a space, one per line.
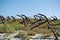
0, 13, 57, 25
0, 13, 59, 40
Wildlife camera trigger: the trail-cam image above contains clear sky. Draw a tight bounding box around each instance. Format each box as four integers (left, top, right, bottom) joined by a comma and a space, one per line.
0, 0, 60, 18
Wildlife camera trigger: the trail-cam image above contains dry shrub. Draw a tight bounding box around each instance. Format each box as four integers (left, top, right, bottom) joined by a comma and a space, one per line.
20, 27, 30, 31
27, 31, 36, 36
19, 30, 30, 40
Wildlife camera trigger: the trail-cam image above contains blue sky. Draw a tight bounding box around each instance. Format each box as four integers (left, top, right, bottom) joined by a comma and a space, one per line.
0, 0, 60, 18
